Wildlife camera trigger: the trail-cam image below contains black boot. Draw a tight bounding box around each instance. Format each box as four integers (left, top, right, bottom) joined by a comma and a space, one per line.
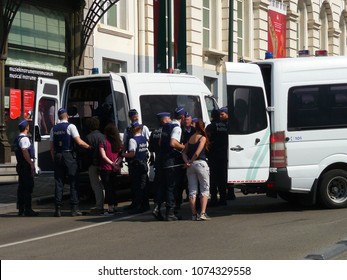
71, 205, 83, 217
18, 205, 24, 216
54, 206, 61, 217
165, 207, 179, 221
24, 209, 39, 217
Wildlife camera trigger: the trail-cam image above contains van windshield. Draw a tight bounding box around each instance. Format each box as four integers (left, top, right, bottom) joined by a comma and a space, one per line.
140, 95, 202, 131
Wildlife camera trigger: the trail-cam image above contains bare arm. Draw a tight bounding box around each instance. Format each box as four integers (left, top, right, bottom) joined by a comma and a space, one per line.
170, 138, 185, 150
22, 148, 35, 172
74, 136, 90, 149
99, 146, 113, 165
188, 137, 206, 163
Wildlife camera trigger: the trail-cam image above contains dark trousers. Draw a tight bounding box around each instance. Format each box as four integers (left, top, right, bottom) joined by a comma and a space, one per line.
209, 157, 228, 202
16, 163, 34, 211
54, 151, 79, 207
153, 163, 165, 205
129, 160, 149, 209
162, 157, 178, 210
100, 169, 118, 206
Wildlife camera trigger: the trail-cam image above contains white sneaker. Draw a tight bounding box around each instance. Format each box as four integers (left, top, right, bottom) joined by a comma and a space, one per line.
198, 213, 211, 221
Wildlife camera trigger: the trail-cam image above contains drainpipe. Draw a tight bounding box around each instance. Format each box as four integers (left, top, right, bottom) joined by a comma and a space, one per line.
0, 1, 11, 163
228, 0, 234, 62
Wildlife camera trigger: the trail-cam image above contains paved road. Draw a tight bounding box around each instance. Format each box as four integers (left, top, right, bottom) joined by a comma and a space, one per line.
1, 190, 347, 260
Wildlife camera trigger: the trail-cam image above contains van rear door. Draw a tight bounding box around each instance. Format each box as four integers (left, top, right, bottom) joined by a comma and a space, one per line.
226, 63, 270, 183
110, 72, 129, 174
33, 77, 60, 174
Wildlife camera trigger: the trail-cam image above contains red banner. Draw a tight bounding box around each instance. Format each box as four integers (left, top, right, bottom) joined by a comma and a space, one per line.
23, 90, 35, 120
10, 89, 21, 120
268, 8, 286, 58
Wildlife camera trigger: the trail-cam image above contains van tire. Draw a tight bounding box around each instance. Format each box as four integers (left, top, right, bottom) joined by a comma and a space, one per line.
318, 169, 347, 209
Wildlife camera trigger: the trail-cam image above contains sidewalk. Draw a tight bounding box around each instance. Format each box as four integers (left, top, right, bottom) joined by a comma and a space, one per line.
0, 174, 69, 215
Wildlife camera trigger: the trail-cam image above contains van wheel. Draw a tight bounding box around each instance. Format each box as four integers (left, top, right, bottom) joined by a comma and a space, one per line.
318, 169, 347, 208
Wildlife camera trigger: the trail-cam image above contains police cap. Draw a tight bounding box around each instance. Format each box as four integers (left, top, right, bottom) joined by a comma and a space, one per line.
58, 108, 67, 117
128, 109, 138, 118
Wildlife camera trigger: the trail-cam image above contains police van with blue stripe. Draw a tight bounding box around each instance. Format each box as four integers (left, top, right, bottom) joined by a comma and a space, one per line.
226, 53, 347, 208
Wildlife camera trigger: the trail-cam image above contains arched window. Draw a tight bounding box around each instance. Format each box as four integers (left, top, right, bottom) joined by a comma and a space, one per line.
340, 15, 347, 55
319, 6, 328, 50
297, 0, 308, 50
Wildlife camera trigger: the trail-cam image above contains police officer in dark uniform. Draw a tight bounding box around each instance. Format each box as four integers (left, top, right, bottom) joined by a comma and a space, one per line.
206, 107, 229, 206
122, 122, 149, 214
123, 108, 150, 210
149, 112, 171, 220
159, 107, 186, 221
14, 119, 39, 216
50, 108, 92, 217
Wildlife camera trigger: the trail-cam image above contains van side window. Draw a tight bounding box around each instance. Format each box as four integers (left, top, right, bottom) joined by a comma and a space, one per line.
288, 84, 347, 131
228, 86, 267, 134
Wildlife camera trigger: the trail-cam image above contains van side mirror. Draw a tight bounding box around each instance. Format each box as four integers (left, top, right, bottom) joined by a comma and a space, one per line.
34, 125, 41, 142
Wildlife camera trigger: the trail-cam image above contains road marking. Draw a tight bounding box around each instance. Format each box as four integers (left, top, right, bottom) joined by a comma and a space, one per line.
0, 213, 142, 249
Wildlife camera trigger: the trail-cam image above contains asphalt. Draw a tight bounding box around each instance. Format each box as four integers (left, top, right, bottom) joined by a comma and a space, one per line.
0, 174, 71, 215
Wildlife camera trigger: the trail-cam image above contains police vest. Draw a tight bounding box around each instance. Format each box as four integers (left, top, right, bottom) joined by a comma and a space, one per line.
133, 135, 148, 161
148, 127, 162, 154
160, 122, 179, 157
53, 122, 74, 153
14, 135, 35, 164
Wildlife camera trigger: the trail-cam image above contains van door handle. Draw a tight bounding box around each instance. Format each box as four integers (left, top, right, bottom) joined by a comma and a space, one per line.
255, 138, 260, 144
230, 145, 244, 152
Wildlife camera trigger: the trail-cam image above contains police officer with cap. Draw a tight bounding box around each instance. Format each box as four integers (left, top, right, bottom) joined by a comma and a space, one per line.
159, 106, 186, 221
123, 108, 150, 210
14, 119, 38, 216
206, 106, 230, 206
122, 121, 149, 213
50, 108, 92, 217
149, 112, 171, 220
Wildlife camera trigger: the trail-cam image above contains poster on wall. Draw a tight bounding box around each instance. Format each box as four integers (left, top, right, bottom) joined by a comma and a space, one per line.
268, 1, 287, 58
23, 90, 35, 120
10, 89, 21, 120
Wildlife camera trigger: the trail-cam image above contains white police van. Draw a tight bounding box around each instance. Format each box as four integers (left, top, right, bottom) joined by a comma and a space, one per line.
226, 55, 347, 208
33, 73, 217, 177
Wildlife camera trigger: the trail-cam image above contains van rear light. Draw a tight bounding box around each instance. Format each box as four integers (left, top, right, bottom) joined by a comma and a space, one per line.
270, 131, 287, 168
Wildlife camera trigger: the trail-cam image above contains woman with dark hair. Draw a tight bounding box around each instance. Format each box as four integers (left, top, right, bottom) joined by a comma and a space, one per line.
182, 119, 211, 221
99, 123, 123, 215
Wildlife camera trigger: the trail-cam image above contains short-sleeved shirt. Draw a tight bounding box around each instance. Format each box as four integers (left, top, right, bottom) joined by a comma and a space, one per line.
99, 138, 121, 171
18, 133, 31, 150
170, 119, 182, 142
49, 120, 80, 141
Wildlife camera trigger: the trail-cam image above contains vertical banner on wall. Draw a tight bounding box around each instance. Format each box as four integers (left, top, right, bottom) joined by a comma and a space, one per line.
268, 1, 287, 58
174, 0, 187, 72
10, 89, 21, 120
153, 0, 167, 73
23, 90, 35, 120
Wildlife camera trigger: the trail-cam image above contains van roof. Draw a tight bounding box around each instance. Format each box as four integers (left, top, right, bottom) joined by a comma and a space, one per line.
255, 56, 347, 74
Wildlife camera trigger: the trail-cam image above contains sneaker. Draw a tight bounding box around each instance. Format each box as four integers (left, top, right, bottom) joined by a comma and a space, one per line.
198, 213, 211, 221
192, 214, 199, 221
103, 210, 115, 216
